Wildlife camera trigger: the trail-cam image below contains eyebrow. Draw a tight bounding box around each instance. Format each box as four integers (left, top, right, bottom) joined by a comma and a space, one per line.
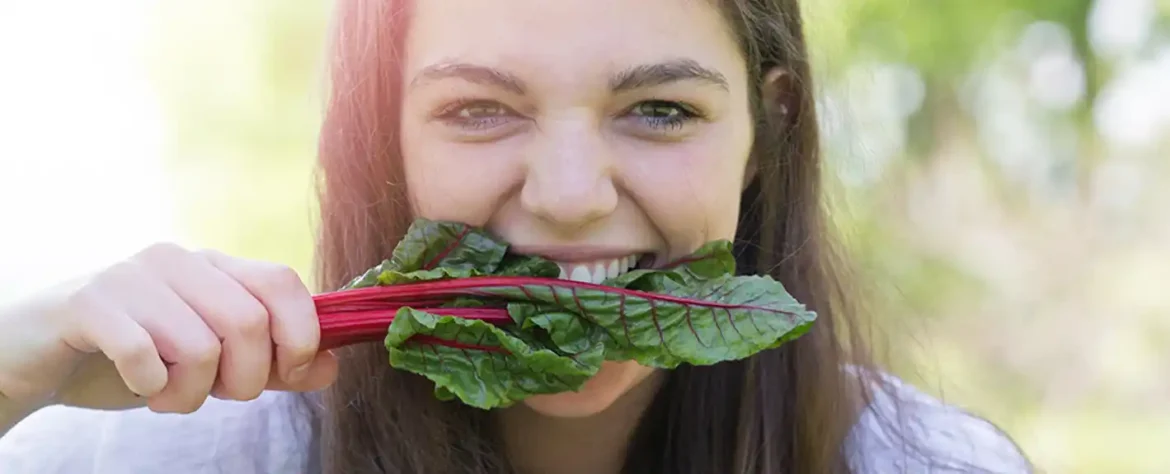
410, 58, 728, 94
609, 59, 729, 92
411, 62, 528, 95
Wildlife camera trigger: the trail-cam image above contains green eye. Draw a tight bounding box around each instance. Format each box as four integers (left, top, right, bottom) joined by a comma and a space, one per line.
632, 101, 684, 119
628, 100, 699, 131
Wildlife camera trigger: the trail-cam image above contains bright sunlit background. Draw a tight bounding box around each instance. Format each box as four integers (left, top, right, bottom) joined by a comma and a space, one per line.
1, 1, 1168, 472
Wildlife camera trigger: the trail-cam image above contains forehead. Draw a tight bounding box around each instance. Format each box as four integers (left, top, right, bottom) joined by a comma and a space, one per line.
403, 0, 745, 85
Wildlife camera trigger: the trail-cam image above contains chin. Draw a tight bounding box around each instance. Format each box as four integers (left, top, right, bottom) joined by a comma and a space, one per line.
521, 360, 658, 418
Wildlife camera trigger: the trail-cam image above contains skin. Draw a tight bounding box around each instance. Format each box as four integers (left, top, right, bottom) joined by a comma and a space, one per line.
3, 2, 787, 474
399, 0, 770, 471
0, 246, 337, 433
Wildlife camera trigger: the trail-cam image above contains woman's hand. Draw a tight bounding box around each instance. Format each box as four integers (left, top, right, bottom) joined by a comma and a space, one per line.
0, 243, 338, 417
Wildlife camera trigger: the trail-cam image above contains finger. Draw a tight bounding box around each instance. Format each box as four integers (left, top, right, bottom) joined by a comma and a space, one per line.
263, 351, 338, 393
146, 246, 272, 401
72, 297, 169, 398
113, 269, 221, 414
201, 250, 320, 385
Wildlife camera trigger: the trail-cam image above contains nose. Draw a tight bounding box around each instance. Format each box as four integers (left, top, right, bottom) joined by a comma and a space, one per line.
519, 119, 618, 229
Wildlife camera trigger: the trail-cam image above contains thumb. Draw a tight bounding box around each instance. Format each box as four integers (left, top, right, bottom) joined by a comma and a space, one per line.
264, 351, 338, 393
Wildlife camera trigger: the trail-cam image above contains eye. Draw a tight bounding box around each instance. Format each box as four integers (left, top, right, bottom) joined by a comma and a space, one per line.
626, 100, 700, 131
454, 102, 508, 119
437, 99, 517, 131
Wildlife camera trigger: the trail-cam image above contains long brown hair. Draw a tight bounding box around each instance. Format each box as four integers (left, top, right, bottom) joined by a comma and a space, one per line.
312, 0, 880, 472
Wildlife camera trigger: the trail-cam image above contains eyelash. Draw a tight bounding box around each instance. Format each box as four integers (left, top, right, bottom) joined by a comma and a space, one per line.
628, 100, 700, 131
436, 99, 513, 130
435, 99, 703, 132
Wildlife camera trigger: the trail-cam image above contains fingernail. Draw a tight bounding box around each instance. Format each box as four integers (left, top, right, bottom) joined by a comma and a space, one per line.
287, 362, 312, 382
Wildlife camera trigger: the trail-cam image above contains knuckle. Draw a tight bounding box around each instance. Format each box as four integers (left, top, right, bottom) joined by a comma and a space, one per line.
84, 261, 153, 301
193, 248, 230, 266
100, 261, 149, 286
272, 264, 303, 285
135, 242, 189, 265
256, 264, 305, 296
178, 338, 222, 367
63, 283, 105, 318
193, 247, 220, 258
230, 301, 270, 339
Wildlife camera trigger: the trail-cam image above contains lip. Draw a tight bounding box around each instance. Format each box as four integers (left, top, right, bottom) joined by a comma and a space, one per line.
507, 244, 653, 263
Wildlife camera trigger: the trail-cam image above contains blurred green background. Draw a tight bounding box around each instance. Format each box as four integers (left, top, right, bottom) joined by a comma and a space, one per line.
145, 1, 1170, 472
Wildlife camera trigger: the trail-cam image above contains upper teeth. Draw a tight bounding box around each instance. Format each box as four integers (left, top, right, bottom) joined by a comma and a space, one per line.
555, 255, 638, 284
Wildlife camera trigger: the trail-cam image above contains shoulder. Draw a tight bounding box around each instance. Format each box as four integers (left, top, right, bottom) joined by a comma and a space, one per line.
847, 370, 1034, 474
0, 391, 317, 474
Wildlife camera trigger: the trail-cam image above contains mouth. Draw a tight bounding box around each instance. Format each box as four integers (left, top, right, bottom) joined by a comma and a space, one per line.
551, 253, 653, 283
507, 245, 659, 283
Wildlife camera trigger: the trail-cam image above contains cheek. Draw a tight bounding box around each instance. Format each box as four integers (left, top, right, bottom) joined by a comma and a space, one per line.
618, 132, 749, 250
521, 361, 658, 418
400, 129, 524, 224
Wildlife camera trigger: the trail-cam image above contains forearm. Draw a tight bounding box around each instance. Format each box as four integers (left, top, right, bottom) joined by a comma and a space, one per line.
0, 298, 55, 437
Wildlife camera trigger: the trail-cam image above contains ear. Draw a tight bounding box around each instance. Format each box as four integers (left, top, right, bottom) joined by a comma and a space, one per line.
743, 66, 795, 188
760, 66, 795, 120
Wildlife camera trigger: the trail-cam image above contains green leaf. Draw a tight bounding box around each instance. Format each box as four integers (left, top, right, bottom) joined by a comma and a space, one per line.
346, 218, 818, 409
346, 267, 484, 289
660, 240, 739, 280
510, 303, 608, 356
495, 253, 560, 278
342, 219, 512, 289
385, 307, 603, 409
387, 218, 510, 273
485, 272, 816, 369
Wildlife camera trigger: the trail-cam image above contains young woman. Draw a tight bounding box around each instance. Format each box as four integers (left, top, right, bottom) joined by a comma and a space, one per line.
0, 0, 1032, 472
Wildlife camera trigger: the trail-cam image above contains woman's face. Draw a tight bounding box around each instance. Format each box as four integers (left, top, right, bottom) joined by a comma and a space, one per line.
400, 0, 754, 418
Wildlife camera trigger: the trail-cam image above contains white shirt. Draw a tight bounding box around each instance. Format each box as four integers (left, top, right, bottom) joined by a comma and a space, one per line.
0, 375, 1031, 473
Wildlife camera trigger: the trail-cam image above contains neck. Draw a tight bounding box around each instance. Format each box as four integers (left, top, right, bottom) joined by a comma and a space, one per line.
497, 372, 665, 474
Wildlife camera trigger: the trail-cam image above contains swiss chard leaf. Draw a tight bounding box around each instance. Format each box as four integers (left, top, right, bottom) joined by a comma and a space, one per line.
489, 272, 814, 368
385, 307, 603, 409
495, 253, 560, 278
388, 219, 507, 273
348, 267, 483, 288
344, 219, 509, 288
354, 218, 817, 409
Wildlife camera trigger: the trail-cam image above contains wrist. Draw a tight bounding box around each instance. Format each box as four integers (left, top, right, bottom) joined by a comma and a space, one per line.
0, 385, 52, 434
